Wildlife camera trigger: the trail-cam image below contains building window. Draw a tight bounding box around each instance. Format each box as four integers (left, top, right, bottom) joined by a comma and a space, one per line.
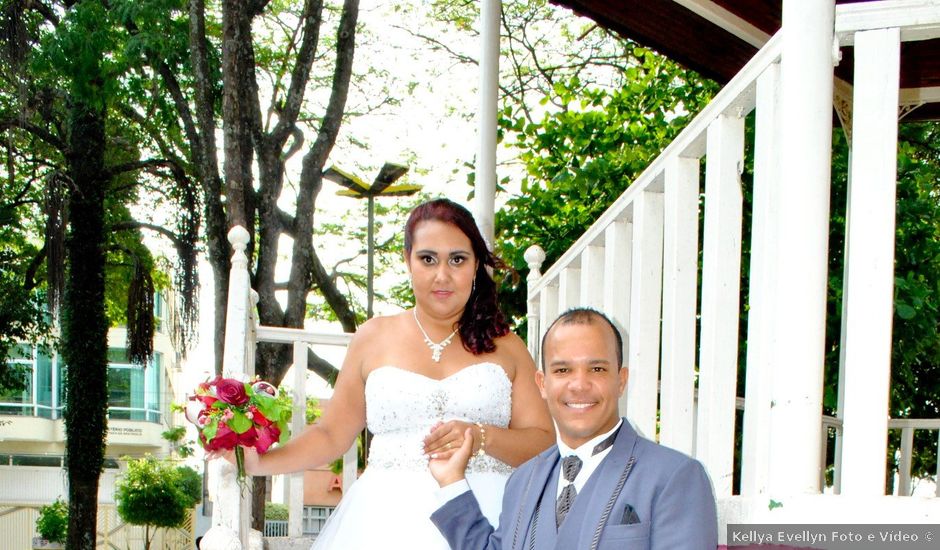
154, 291, 167, 334
2, 345, 164, 423
302, 506, 335, 535
106, 348, 163, 423
0, 344, 57, 418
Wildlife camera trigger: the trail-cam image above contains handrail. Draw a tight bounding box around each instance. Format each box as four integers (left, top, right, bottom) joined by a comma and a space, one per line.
529, 31, 783, 296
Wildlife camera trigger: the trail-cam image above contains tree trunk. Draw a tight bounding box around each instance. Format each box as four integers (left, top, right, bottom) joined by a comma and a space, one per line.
189, 0, 230, 374
62, 100, 108, 550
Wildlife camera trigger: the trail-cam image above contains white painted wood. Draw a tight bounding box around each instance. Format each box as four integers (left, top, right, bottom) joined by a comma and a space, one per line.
222, 225, 251, 378
626, 191, 664, 439
767, 0, 835, 497
527, 33, 783, 298
835, 0, 940, 44
840, 27, 900, 497
525, 245, 546, 361
538, 284, 559, 357
741, 61, 781, 497
207, 225, 256, 549
343, 443, 358, 492
695, 114, 745, 497
474, 0, 501, 245
603, 220, 633, 365
580, 244, 605, 309
558, 266, 581, 311
936, 430, 940, 497
256, 326, 353, 345
899, 85, 940, 106
659, 156, 700, 454
898, 427, 914, 496
672, 0, 771, 47
289, 342, 308, 538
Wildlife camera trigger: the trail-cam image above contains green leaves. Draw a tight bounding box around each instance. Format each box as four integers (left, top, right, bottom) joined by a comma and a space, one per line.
495, 53, 717, 323
114, 455, 202, 533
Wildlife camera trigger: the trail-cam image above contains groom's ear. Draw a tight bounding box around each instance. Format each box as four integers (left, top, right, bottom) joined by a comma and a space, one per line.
535, 369, 547, 400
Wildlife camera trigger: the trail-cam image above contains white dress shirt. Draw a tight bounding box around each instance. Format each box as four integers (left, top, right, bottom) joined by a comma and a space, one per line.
554, 419, 622, 499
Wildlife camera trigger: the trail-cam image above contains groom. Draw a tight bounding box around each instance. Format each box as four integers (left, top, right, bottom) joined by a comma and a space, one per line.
429, 307, 717, 549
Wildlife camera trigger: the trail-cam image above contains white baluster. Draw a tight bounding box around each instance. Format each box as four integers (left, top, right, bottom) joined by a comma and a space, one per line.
660, 155, 700, 455
524, 245, 546, 362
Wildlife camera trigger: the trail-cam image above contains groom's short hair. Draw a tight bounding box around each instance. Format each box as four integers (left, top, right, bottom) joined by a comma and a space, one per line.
540, 307, 625, 370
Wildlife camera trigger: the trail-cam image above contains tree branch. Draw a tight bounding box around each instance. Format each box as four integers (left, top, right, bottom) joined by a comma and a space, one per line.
0, 119, 65, 151
103, 158, 177, 180
270, 0, 323, 149
110, 220, 186, 249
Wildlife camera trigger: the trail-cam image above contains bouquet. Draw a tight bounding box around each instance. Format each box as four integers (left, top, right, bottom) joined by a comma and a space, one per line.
186, 376, 292, 481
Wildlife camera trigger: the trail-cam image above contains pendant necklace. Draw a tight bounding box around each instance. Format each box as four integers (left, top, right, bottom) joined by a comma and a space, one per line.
413, 308, 458, 363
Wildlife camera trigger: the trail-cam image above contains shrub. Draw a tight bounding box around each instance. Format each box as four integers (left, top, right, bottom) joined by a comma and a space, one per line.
36, 498, 68, 543
265, 502, 288, 521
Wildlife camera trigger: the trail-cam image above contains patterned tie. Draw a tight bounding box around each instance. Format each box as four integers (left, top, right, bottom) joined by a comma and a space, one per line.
555, 455, 582, 527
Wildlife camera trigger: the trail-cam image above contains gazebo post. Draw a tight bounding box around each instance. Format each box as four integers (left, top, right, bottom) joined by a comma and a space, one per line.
475, 0, 500, 246
767, 0, 836, 496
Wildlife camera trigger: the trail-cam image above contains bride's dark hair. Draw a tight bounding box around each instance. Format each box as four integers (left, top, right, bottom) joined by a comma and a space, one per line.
404, 198, 510, 354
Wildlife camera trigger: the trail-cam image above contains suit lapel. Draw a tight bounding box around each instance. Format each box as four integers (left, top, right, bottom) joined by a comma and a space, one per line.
556, 419, 640, 550
510, 446, 560, 550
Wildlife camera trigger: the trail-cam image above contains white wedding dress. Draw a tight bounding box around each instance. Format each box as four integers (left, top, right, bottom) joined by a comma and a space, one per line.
311, 362, 514, 550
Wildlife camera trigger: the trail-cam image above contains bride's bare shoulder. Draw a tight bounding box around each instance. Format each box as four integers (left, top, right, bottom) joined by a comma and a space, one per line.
350, 311, 411, 345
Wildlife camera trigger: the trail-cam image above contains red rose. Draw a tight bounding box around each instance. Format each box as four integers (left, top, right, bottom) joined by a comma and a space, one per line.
248, 405, 272, 427
255, 424, 281, 454
215, 378, 249, 406
237, 426, 258, 447
195, 394, 218, 407
202, 423, 238, 452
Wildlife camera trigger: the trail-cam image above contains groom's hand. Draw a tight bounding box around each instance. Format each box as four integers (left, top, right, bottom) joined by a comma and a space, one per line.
428, 427, 474, 487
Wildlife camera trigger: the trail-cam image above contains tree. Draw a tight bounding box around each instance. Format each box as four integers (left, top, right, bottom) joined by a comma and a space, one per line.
114, 456, 201, 550
1, 2, 201, 547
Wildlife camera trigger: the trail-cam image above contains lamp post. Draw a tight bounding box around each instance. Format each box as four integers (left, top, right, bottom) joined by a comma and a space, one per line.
323, 163, 421, 319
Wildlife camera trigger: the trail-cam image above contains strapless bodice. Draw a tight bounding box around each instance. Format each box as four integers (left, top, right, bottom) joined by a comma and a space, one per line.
364, 362, 513, 474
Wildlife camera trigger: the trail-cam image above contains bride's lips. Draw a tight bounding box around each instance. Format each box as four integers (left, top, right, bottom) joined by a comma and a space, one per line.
431, 290, 454, 299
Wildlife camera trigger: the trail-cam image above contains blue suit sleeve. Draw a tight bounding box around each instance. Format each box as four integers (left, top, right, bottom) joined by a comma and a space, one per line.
431, 490, 505, 550
649, 458, 718, 550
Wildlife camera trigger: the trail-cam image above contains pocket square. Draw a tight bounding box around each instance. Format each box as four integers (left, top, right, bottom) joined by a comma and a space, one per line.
619, 503, 641, 525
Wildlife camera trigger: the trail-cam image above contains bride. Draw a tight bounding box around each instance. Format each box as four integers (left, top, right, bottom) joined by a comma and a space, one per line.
236, 198, 554, 549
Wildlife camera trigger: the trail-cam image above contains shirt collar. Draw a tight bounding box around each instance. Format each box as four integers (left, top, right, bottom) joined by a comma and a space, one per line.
557, 418, 623, 461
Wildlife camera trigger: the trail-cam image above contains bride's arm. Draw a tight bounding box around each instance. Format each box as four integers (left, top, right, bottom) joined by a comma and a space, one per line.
240, 325, 372, 476
481, 333, 554, 466
423, 333, 554, 467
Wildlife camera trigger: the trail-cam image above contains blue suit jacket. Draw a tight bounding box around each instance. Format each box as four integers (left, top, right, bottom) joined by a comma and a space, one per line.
431, 419, 717, 550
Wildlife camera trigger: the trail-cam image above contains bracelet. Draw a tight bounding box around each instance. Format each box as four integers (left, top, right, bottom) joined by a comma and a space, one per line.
475, 422, 486, 457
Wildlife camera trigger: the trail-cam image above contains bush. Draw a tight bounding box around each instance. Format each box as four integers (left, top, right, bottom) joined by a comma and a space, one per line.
36, 498, 68, 543
265, 502, 288, 521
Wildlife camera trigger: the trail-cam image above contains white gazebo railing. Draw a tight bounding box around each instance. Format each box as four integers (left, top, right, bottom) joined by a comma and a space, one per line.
525, 2, 940, 534
201, 226, 354, 550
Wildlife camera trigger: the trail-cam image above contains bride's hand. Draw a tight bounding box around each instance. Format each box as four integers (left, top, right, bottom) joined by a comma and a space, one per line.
423, 420, 478, 458
428, 427, 474, 487
204, 446, 261, 475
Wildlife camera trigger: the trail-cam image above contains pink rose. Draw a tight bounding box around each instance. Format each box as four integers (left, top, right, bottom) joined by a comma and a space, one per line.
215, 378, 249, 406
254, 424, 281, 454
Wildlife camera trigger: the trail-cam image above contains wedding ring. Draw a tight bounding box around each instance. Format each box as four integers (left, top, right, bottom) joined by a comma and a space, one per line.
445, 442, 452, 450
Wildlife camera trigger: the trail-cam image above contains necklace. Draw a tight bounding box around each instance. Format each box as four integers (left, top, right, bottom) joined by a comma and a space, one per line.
413, 308, 459, 363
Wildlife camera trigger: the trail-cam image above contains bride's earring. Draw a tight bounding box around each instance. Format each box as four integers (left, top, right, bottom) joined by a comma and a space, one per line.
471, 277, 476, 294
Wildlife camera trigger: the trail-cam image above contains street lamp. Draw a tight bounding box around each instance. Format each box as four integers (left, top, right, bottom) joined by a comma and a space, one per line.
323, 163, 421, 319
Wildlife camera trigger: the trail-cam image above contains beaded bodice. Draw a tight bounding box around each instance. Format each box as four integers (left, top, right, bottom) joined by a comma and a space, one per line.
365, 362, 513, 474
